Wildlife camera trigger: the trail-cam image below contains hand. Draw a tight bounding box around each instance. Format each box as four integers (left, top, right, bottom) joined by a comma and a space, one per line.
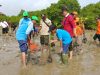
60, 48, 63, 53
30, 40, 33, 44
28, 40, 32, 45
75, 33, 78, 37
50, 39, 57, 43
50, 40, 54, 43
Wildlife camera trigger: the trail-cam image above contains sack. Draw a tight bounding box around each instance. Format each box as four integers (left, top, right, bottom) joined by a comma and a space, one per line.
28, 40, 38, 53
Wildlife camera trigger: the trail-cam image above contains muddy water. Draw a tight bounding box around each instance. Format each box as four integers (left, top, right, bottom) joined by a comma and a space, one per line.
0, 30, 100, 75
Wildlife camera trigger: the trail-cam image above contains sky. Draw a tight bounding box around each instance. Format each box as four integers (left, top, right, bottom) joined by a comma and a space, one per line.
0, 0, 100, 16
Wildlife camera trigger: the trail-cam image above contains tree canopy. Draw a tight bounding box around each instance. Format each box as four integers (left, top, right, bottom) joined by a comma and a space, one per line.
0, 0, 100, 29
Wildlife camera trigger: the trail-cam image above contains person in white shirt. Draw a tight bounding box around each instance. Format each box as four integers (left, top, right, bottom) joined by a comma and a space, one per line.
1, 21, 9, 34
39, 14, 52, 64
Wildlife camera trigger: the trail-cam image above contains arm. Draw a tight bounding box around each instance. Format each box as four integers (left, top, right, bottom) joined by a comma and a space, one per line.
60, 40, 62, 48
69, 16, 77, 37
26, 22, 34, 41
39, 20, 42, 32
74, 28, 77, 37
47, 19, 52, 26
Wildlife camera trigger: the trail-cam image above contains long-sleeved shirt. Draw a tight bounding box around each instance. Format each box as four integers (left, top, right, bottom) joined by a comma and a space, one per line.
62, 14, 76, 37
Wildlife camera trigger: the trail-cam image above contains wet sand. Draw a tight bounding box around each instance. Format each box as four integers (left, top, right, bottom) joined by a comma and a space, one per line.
0, 30, 100, 75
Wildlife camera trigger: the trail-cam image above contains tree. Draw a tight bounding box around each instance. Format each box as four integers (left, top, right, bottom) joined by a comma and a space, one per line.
80, 2, 100, 29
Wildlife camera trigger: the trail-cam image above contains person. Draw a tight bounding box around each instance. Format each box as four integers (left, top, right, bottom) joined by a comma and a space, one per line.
75, 22, 83, 53
61, 6, 77, 59
16, 11, 38, 67
93, 17, 100, 46
49, 25, 72, 60
34, 24, 39, 36
39, 14, 52, 64
71, 11, 85, 35
1, 21, 9, 35
71, 11, 84, 53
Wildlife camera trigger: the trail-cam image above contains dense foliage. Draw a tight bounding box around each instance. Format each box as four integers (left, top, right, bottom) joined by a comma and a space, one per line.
80, 2, 100, 29
0, 0, 100, 29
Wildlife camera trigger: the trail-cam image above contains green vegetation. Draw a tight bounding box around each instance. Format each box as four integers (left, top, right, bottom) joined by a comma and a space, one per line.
80, 2, 100, 29
0, 0, 100, 29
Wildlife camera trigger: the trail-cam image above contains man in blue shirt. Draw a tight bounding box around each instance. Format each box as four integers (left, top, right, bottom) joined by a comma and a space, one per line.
16, 11, 38, 67
49, 25, 72, 59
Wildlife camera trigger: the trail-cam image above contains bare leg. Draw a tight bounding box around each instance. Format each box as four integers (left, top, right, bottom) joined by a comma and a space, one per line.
40, 45, 45, 64
99, 41, 100, 46
94, 40, 97, 44
21, 52, 26, 67
69, 51, 73, 60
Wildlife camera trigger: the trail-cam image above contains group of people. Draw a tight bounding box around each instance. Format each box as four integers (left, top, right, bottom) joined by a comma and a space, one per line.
15, 6, 100, 67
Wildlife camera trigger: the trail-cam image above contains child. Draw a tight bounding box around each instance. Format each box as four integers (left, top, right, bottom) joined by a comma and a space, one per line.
49, 25, 72, 60
75, 22, 83, 53
93, 17, 100, 46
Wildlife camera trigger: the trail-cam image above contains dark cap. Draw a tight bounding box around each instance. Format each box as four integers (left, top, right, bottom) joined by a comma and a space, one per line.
49, 25, 57, 32
61, 6, 68, 12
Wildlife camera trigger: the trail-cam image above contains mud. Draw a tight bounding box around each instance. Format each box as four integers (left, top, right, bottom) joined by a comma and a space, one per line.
0, 30, 100, 75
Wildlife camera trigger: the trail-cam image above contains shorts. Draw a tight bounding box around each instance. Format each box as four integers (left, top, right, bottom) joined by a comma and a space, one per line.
2, 27, 9, 34
18, 40, 28, 53
40, 35, 49, 45
93, 34, 100, 41
34, 28, 38, 32
63, 43, 71, 54
69, 42, 73, 51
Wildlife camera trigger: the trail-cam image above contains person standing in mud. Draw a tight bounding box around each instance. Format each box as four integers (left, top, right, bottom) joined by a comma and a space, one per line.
61, 6, 77, 60
93, 17, 100, 46
39, 14, 52, 64
1, 21, 9, 35
71, 11, 84, 53
49, 25, 72, 63
16, 11, 38, 67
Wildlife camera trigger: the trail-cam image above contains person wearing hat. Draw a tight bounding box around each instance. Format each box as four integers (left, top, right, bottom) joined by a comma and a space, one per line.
71, 11, 84, 53
49, 25, 72, 60
16, 11, 38, 67
61, 6, 77, 60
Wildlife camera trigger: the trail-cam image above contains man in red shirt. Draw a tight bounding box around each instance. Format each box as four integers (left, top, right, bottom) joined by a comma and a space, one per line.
61, 6, 77, 60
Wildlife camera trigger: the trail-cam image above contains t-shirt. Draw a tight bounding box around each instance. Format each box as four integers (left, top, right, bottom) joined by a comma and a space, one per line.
40, 18, 52, 35
0, 22, 8, 28
96, 21, 100, 34
16, 18, 33, 41
76, 26, 83, 36
56, 29, 72, 45
62, 14, 76, 37
3, 21, 9, 27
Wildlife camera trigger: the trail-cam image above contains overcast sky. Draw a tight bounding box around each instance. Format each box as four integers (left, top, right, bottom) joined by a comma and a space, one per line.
0, 0, 100, 16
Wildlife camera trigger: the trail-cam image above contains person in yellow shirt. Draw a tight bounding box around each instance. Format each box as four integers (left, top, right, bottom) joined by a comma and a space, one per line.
93, 17, 100, 45
76, 22, 83, 36
71, 11, 84, 53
